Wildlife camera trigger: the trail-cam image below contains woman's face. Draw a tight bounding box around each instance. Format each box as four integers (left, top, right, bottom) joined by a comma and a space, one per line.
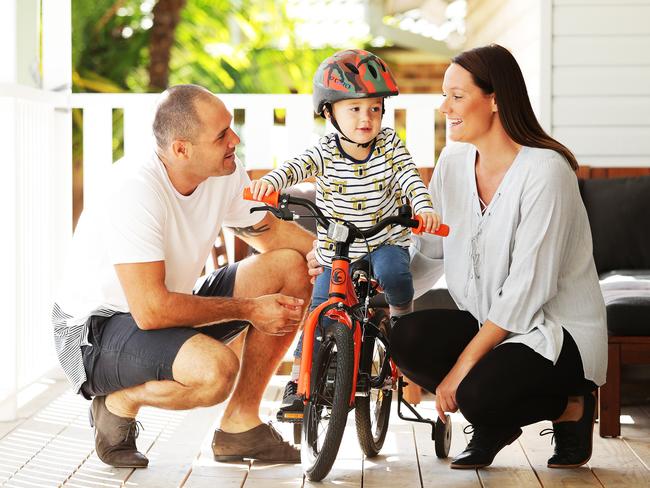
440, 63, 496, 144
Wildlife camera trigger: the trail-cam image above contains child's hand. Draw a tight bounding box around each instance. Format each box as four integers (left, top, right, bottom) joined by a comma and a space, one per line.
417, 211, 441, 233
249, 179, 274, 201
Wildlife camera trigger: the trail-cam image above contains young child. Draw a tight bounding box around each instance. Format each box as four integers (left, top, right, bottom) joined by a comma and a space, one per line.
249, 49, 440, 412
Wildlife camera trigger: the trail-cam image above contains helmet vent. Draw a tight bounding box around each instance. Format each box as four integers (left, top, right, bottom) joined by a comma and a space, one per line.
367, 65, 378, 78
345, 63, 359, 74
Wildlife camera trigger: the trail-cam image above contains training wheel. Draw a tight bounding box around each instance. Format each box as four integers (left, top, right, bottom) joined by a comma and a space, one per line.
434, 414, 452, 458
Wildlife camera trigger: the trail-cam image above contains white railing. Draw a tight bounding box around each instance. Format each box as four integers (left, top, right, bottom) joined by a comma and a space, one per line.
1, 91, 442, 420
1, 84, 72, 420
70, 93, 443, 211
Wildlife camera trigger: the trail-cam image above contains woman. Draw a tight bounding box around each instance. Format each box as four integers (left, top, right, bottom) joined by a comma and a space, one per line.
390, 44, 607, 469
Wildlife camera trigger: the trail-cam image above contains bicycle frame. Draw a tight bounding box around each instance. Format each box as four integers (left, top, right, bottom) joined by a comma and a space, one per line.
241, 188, 449, 412
296, 255, 365, 407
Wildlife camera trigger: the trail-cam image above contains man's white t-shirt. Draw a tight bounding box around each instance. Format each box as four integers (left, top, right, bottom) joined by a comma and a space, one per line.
53, 152, 263, 392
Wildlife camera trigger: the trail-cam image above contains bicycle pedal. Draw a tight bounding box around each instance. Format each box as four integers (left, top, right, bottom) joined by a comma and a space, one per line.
276, 409, 304, 423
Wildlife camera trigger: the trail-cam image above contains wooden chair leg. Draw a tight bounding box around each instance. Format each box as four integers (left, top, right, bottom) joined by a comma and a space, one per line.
599, 342, 621, 437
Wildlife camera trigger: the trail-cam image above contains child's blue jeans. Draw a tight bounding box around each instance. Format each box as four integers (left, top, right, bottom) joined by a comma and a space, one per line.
293, 244, 413, 359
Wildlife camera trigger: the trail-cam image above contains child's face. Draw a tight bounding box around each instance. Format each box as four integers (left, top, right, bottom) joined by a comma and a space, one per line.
329, 97, 383, 144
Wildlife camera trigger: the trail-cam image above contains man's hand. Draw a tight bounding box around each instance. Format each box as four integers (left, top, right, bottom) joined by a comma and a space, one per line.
247, 293, 305, 335
306, 240, 323, 284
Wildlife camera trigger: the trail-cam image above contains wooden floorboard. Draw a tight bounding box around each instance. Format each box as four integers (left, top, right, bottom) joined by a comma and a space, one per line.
518, 422, 603, 488
590, 410, 650, 488
2, 378, 650, 487
413, 401, 482, 488
362, 407, 422, 488
620, 405, 650, 471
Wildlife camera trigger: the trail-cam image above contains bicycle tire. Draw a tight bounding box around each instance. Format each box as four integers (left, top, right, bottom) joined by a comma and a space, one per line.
355, 313, 392, 457
301, 322, 354, 481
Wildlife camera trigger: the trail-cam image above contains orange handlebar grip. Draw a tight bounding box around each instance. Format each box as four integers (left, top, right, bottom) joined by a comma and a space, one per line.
412, 215, 450, 237
242, 188, 280, 207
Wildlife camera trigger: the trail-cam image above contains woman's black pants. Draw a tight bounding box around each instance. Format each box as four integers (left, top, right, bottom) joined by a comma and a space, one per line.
390, 309, 596, 429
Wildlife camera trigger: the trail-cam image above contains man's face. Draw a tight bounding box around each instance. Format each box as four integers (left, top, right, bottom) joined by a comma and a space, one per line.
190, 97, 241, 178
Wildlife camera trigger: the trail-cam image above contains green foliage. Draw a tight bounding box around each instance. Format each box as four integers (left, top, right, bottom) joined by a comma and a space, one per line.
72, 0, 151, 92
72, 0, 343, 94
170, 0, 335, 93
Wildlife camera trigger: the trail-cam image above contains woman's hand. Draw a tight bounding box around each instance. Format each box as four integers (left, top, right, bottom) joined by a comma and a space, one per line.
435, 360, 474, 422
306, 240, 323, 284
435, 321, 509, 422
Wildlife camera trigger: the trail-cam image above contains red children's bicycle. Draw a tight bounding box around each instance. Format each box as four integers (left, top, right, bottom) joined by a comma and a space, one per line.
244, 189, 451, 481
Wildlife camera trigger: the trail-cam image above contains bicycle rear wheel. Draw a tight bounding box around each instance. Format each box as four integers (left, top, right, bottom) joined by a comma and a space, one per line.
355, 313, 392, 457
301, 322, 354, 481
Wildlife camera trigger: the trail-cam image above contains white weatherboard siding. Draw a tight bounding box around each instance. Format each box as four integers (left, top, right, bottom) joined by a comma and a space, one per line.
466, 0, 650, 168
466, 0, 543, 118
552, 0, 650, 167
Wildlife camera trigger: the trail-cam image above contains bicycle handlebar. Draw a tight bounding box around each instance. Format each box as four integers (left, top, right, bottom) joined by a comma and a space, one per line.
243, 188, 450, 238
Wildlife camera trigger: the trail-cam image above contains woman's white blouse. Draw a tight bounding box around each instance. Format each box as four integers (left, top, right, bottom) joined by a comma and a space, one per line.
410, 143, 608, 386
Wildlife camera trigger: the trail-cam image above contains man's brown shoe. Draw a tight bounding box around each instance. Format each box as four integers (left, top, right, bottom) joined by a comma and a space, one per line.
89, 396, 149, 468
212, 423, 300, 463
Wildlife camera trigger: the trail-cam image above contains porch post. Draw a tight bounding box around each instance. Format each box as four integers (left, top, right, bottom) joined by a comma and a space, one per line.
0, 0, 40, 420
0, 0, 72, 421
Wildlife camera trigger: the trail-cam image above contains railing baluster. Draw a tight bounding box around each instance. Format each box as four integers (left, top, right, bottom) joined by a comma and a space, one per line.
405, 100, 436, 167
242, 97, 274, 169
285, 95, 314, 158
124, 96, 157, 160
82, 105, 113, 212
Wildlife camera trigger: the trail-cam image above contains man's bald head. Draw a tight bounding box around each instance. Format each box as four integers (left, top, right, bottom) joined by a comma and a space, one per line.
153, 84, 215, 150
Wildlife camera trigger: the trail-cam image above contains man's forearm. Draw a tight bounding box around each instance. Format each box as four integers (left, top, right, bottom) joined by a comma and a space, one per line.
135, 291, 252, 330
231, 213, 314, 256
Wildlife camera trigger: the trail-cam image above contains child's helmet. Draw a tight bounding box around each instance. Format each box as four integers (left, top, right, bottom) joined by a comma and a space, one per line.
313, 49, 399, 116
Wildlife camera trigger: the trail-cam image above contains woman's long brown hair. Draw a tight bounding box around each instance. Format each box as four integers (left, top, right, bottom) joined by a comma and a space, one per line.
452, 44, 579, 170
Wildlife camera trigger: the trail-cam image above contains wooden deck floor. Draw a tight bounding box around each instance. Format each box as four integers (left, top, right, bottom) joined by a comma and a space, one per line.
1, 375, 649, 488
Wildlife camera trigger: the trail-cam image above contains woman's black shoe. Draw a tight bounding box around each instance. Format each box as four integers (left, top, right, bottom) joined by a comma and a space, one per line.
542, 392, 596, 468
450, 425, 523, 469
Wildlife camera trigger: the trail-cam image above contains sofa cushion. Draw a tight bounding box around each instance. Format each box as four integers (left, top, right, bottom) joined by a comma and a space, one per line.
579, 176, 650, 274
600, 270, 650, 336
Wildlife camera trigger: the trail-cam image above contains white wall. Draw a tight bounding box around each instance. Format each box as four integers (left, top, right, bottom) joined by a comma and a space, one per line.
465, 0, 544, 119
551, 0, 650, 167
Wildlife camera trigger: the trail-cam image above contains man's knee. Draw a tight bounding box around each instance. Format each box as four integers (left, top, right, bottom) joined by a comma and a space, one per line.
196, 348, 240, 406
236, 248, 311, 297
175, 336, 240, 407
275, 249, 309, 278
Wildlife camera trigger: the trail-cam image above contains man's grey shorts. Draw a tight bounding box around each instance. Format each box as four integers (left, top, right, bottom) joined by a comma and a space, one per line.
80, 264, 248, 399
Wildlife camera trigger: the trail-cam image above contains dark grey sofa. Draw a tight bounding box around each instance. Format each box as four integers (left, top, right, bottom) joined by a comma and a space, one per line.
579, 176, 650, 437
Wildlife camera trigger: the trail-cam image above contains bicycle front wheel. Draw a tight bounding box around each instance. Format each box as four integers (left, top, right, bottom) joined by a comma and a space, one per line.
302, 322, 354, 481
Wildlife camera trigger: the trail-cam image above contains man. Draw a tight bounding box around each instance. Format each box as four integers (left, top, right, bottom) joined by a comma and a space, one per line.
52, 84, 314, 467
